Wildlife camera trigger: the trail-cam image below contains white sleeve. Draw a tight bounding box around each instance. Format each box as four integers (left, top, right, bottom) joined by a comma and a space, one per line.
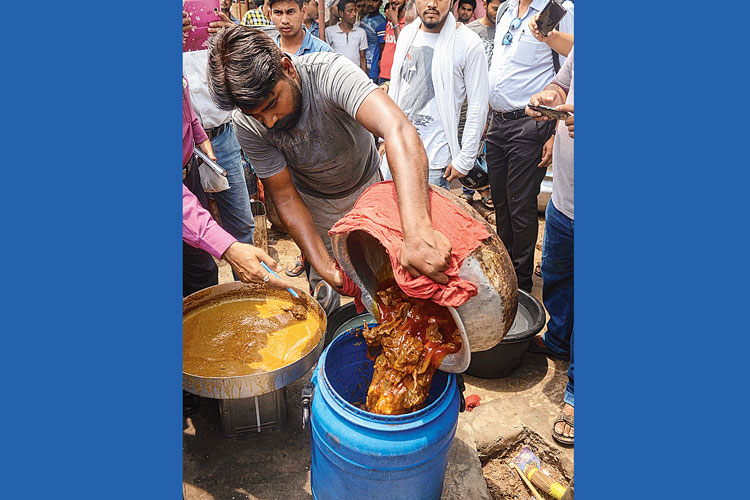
452, 41, 489, 175
359, 31, 367, 50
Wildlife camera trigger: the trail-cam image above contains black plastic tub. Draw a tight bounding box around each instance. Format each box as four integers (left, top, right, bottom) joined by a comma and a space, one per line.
324, 301, 376, 347
465, 290, 546, 378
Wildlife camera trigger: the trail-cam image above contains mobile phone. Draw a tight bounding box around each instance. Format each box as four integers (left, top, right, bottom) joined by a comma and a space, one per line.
183, 0, 221, 53
528, 104, 570, 120
536, 0, 568, 37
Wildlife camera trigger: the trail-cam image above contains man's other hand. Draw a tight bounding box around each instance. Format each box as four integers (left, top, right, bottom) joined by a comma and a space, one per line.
183, 10, 193, 32
443, 164, 466, 183
400, 229, 452, 285
197, 139, 217, 162
319, 262, 345, 294
539, 134, 554, 167
558, 104, 574, 138
209, 12, 234, 33
526, 90, 564, 121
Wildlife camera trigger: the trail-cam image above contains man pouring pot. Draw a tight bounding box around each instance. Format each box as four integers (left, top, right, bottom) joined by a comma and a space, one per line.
207, 25, 452, 308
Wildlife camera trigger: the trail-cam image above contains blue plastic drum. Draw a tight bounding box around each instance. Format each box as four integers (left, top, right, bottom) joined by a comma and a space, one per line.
310, 325, 459, 500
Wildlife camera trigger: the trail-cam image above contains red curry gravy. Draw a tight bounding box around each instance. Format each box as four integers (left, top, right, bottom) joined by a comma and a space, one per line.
363, 284, 462, 415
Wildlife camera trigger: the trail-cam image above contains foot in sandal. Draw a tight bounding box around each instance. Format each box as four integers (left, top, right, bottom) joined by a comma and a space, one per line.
552, 403, 574, 446
285, 254, 305, 277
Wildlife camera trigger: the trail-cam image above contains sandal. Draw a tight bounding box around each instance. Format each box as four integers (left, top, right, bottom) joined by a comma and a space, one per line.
285, 255, 305, 277
480, 192, 494, 209
534, 262, 542, 277
527, 335, 569, 360
460, 191, 474, 202
552, 411, 574, 446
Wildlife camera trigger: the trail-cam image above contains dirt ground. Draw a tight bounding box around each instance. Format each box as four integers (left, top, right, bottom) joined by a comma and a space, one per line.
187, 185, 571, 500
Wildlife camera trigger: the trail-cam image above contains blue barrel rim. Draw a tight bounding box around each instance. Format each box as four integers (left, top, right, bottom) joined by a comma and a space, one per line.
318, 325, 456, 424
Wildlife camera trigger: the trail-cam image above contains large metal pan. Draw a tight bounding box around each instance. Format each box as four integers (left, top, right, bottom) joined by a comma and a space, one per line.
183, 282, 327, 399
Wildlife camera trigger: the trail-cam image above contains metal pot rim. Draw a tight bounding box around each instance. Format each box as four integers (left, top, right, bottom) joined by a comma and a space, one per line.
182, 282, 327, 398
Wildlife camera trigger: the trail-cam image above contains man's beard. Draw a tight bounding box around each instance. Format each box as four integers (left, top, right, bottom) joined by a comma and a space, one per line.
272, 77, 303, 130
422, 11, 448, 30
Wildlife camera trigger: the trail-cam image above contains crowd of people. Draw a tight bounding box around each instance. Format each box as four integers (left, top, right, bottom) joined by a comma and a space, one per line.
183, 0, 575, 446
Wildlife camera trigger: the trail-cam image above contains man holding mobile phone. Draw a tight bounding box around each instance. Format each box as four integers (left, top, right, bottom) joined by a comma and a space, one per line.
528, 6, 573, 56
525, 46, 574, 446
485, 0, 573, 293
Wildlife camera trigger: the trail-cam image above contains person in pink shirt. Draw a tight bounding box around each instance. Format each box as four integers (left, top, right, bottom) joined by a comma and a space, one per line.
183, 76, 288, 294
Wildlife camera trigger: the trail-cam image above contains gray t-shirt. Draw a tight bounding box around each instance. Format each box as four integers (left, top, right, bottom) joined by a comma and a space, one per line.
466, 20, 495, 69
232, 52, 380, 199
551, 47, 574, 220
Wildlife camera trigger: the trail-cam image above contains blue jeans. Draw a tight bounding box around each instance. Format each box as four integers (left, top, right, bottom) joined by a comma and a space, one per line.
210, 123, 255, 280
428, 168, 450, 190
541, 199, 574, 406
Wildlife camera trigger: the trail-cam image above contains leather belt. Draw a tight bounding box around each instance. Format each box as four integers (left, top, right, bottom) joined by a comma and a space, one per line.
495, 109, 528, 121
206, 122, 229, 140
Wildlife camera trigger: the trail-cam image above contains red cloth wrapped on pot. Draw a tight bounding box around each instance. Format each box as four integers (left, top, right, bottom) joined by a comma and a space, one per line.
329, 181, 490, 309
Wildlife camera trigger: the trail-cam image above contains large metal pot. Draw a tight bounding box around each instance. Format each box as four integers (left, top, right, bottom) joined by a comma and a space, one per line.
183, 282, 327, 399
331, 185, 517, 372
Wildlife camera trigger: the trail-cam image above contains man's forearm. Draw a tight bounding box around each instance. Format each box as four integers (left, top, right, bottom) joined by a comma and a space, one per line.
271, 189, 336, 280
383, 122, 432, 238
545, 31, 573, 58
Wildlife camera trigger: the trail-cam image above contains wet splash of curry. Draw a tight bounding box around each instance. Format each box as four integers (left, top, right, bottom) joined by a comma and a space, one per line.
363, 284, 461, 415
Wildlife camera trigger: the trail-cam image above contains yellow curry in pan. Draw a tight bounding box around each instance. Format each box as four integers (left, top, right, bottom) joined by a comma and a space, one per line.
183, 296, 322, 377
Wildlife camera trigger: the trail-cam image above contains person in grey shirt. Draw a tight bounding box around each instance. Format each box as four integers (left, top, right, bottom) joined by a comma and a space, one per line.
525, 46, 574, 446
207, 25, 453, 299
466, 0, 501, 66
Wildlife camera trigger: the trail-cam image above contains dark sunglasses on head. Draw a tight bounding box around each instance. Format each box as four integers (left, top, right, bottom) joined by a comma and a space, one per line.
502, 17, 522, 46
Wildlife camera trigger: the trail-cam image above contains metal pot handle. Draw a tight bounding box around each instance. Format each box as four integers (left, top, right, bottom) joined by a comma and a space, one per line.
301, 381, 315, 430
313, 281, 336, 312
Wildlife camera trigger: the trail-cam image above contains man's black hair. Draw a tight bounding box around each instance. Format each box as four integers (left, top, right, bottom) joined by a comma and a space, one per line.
458, 0, 476, 8
269, 0, 304, 9
339, 0, 358, 10
207, 25, 285, 111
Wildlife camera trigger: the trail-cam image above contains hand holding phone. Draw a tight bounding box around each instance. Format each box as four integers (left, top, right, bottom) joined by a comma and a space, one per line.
536, 0, 568, 37
183, 0, 221, 53
527, 104, 570, 120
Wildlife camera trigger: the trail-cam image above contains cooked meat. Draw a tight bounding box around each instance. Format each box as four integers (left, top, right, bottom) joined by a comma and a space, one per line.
364, 285, 462, 415
280, 303, 307, 321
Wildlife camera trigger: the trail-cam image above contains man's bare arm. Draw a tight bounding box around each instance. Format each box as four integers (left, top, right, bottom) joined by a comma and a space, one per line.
262, 168, 344, 291
355, 89, 451, 284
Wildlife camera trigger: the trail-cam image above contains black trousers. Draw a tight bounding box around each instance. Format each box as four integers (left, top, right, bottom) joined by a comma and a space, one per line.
183, 161, 219, 298
486, 113, 555, 292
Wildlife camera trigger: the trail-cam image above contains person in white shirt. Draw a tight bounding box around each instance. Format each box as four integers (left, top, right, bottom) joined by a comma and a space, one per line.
382, 0, 488, 190
325, 0, 369, 72
485, 0, 573, 292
